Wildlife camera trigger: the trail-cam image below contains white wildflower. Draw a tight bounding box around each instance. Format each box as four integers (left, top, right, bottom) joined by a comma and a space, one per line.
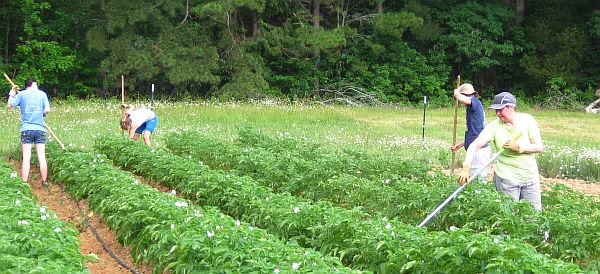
385, 223, 392, 230
292, 262, 300, 270
175, 201, 188, 207
543, 231, 550, 242
207, 230, 214, 238
274, 269, 280, 273
40, 207, 46, 213
15, 199, 21, 205
53, 227, 62, 233
293, 207, 300, 213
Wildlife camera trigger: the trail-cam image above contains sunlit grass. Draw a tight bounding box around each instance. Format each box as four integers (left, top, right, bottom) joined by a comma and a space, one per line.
1, 100, 598, 181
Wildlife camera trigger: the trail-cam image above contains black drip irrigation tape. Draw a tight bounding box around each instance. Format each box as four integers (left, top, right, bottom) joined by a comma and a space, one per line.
56, 183, 140, 274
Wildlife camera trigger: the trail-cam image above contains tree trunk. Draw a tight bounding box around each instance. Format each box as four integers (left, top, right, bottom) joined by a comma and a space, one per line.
313, 0, 321, 94
252, 10, 259, 37
515, 0, 525, 26
377, 1, 384, 14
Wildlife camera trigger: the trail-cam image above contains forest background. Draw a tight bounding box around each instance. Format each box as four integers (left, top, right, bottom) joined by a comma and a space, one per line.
1, 0, 599, 109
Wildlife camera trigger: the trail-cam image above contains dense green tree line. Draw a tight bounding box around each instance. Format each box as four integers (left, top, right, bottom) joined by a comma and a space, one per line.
1, 0, 599, 106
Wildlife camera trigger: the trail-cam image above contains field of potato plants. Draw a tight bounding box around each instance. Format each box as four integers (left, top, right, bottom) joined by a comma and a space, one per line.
1, 102, 600, 273
21, 129, 595, 273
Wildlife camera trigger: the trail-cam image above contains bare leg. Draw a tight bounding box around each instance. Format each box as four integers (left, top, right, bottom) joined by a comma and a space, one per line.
21, 144, 32, 182
133, 133, 141, 141
143, 131, 152, 146
35, 143, 47, 182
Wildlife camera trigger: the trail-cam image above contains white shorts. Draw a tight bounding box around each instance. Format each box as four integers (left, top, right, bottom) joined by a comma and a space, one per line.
470, 145, 491, 182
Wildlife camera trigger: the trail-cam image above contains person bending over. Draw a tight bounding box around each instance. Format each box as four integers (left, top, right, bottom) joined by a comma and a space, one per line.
120, 104, 158, 146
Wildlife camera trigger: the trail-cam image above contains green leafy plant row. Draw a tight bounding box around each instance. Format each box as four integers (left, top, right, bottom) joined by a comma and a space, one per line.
0, 162, 86, 273
165, 130, 440, 220
45, 144, 360, 274
94, 136, 583, 273
165, 130, 600, 270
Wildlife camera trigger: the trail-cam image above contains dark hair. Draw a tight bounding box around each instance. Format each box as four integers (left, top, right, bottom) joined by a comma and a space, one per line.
25, 78, 36, 88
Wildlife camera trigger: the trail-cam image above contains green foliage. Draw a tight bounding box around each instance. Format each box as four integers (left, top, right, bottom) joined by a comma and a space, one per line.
373, 11, 423, 38
48, 143, 358, 273
7, 0, 78, 87
437, 2, 518, 74
535, 77, 584, 110
521, 27, 589, 87
0, 163, 86, 273
15, 41, 76, 86
97, 135, 582, 273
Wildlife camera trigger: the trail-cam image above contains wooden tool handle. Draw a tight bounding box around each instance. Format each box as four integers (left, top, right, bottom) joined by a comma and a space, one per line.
3, 73, 17, 87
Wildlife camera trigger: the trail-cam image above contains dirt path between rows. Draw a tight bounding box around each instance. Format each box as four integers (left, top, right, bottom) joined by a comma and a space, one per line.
9, 159, 152, 274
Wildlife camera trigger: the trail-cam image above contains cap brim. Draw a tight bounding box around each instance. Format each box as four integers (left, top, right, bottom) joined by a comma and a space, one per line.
489, 103, 514, 109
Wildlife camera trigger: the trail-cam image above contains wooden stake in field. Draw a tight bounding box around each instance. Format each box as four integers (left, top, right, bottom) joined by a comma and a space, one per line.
4, 73, 65, 149
121, 75, 125, 136
451, 75, 460, 174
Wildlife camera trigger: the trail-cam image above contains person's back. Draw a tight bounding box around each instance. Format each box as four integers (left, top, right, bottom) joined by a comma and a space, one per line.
7, 78, 50, 186
12, 82, 49, 131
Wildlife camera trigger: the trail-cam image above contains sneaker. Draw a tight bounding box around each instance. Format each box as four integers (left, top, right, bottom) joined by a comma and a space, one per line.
42, 181, 50, 188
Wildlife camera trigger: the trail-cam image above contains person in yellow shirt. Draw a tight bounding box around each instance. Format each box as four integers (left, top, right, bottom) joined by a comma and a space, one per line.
458, 91, 544, 211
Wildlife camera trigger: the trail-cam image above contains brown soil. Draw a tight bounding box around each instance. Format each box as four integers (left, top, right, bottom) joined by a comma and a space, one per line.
9, 159, 152, 274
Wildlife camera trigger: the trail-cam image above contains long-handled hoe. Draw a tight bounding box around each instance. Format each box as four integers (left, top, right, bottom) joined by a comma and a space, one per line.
3, 73, 64, 149
417, 149, 503, 228
418, 131, 523, 228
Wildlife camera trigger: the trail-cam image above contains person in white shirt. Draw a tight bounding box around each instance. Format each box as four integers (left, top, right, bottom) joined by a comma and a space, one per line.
120, 104, 158, 146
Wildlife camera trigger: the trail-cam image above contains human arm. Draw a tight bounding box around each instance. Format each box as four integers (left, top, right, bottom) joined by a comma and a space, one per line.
453, 88, 472, 105
7, 86, 19, 108
121, 104, 135, 111
502, 117, 543, 154
450, 141, 464, 152
457, 135, 488, 184
43, 93, 50, 116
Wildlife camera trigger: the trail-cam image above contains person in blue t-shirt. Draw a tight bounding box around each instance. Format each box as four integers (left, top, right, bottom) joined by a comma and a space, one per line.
7, 78, 51, 186
450, 83, 490, 183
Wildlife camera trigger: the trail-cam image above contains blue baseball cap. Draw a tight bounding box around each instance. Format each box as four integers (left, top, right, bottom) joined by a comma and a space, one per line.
490, 92, 516, 109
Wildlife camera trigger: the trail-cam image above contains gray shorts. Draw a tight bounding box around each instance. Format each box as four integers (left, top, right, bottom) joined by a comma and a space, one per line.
493, 173, 542, 211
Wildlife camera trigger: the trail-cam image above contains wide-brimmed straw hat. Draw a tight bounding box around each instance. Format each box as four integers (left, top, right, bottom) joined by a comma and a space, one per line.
458, 83, 477, 95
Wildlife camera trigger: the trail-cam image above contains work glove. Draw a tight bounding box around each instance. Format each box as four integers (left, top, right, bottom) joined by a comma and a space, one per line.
502, 139, 523, 153
8, 86, 19, 97
457, 161, 471, 186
